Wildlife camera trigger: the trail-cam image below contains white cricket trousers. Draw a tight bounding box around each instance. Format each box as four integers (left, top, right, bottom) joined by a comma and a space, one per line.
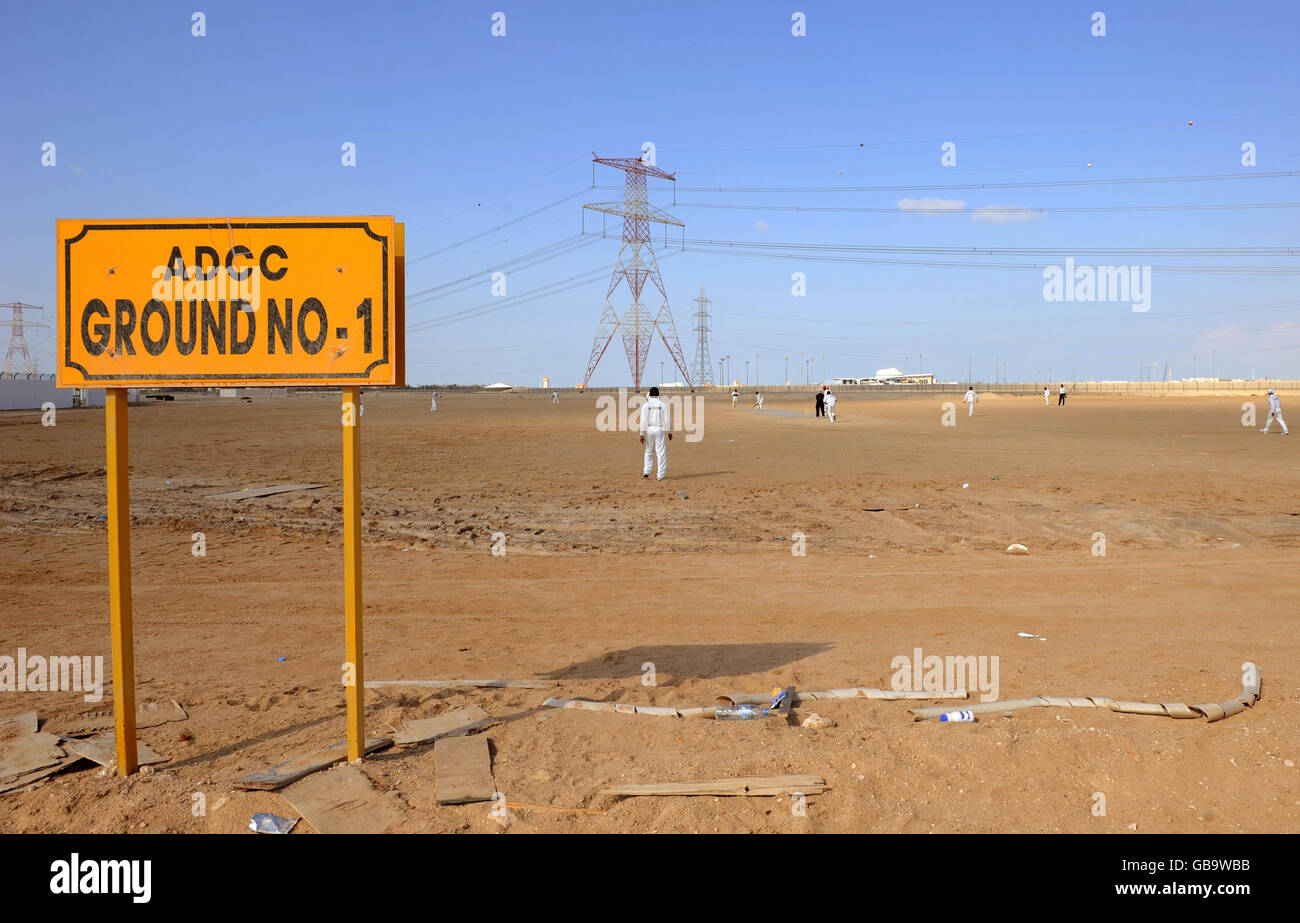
1263, 410, 1288, 434
643, 427, 667, 479
430, 396, 437, 411
967, 400, 974, 416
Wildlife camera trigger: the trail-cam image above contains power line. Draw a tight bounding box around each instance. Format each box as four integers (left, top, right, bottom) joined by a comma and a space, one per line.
667, 235, 1297, 257
408, 267, 612, 332
408, 252, 681, 333
405, 234, 598, 305
654, 112, 1300, 155
674, 242, 1300, 274
673, 155, 1300, 178
717, 298, 1300, 328
406, 187, 590, 265
603, 170, 1300, 195
676, 201, 1300, 216
407, 154, 591, 235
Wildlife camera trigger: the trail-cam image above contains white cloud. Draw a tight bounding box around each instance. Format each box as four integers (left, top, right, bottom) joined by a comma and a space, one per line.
972, 204, 1039, 223
754, 220, 769, 231
897, 197, 966, 213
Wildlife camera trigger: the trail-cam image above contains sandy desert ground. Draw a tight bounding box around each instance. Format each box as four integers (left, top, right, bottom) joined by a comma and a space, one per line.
0, 388, 1297, 833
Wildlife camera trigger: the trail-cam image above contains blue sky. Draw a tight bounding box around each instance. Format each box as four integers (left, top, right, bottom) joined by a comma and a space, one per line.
3, 0, 1298, 385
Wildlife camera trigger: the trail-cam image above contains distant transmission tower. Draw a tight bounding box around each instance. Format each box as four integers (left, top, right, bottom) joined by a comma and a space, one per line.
691, 285, 713, 387
0, 303, 47, 377
582, 153, 692, 390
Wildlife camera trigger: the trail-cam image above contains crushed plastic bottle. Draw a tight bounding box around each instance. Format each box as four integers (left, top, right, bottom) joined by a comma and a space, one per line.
939, 709, 976, 723
715, 704, 772, 720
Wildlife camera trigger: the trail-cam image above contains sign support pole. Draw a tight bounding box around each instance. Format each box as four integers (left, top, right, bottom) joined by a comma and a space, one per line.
106, 388, 138, 775
342, 385, 364, 760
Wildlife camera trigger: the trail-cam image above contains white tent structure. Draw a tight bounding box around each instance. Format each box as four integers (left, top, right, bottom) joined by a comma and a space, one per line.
483, 382, 513, 391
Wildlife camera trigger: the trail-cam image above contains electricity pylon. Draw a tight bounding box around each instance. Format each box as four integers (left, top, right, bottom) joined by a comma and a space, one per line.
582, 153, 692, 390
691, 284, 713, 386
0, 303, 46, 377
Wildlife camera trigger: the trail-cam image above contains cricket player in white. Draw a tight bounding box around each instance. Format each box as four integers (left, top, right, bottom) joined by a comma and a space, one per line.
1044, 386, 1050, 406
731, 389, 739, 408
1261, 389, 1289, 435
824, 389, 837, 422
640, 386, 673, 480
552, 390, 559, 404
430, 391, 438, 411
753, 391, 764, 410
965, 386, 977, 417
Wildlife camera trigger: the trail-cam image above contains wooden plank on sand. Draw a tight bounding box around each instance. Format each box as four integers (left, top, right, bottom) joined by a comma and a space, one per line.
235, 737, 392, 790
0, 756, 86, 795
0, 732, 64, 780
285, 764, 406, 834
63, 734, 167, 768
434, 736, 494, 805
0, 712, 38, 736
207, 484, 323, 501
366, 679, 551, 690
600, 774, 828, 797
394, 706, 496, 747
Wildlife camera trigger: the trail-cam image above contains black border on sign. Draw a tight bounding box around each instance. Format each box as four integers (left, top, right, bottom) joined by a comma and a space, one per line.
62, 220, 392, 382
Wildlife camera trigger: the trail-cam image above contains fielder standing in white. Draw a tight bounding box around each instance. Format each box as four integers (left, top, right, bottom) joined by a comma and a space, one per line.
731, 388, 739, 408
552, 390, 559, 404
965, 386, 977, 417
640, 386, 673, 480
1043, 386, 1050, 406
1261, 389, 1289, 435
824, 388, 837, 422
430, 391, 438, 411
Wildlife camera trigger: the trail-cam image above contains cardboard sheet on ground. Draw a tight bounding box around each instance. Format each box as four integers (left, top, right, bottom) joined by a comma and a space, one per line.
0, 755, 87, 794
0, 712, 39, 736
235, 737, 392, 790
207, 484, 323, 501
435, 736, 494, 804
285, 765, 406, 834
63, 734, 167, 768
394, 705, 497, 746
601, 775, 828, 797
0, 732, 65, 780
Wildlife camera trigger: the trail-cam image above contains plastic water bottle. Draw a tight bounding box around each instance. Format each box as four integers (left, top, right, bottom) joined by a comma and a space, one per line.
715, 704, 770, 720
939, 709, 976, 723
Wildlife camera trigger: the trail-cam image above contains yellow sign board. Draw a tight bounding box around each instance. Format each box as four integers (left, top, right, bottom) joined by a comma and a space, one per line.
56, 216, 401, 387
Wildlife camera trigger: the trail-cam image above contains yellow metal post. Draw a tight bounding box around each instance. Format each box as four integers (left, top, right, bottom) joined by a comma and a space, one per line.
105, 389, 138, 775
342, 385, 364, 760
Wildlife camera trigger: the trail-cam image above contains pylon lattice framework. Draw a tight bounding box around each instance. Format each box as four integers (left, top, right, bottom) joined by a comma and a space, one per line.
582, 153, 692, 390
691, 285, 713, 387
0, 303, 46, 377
